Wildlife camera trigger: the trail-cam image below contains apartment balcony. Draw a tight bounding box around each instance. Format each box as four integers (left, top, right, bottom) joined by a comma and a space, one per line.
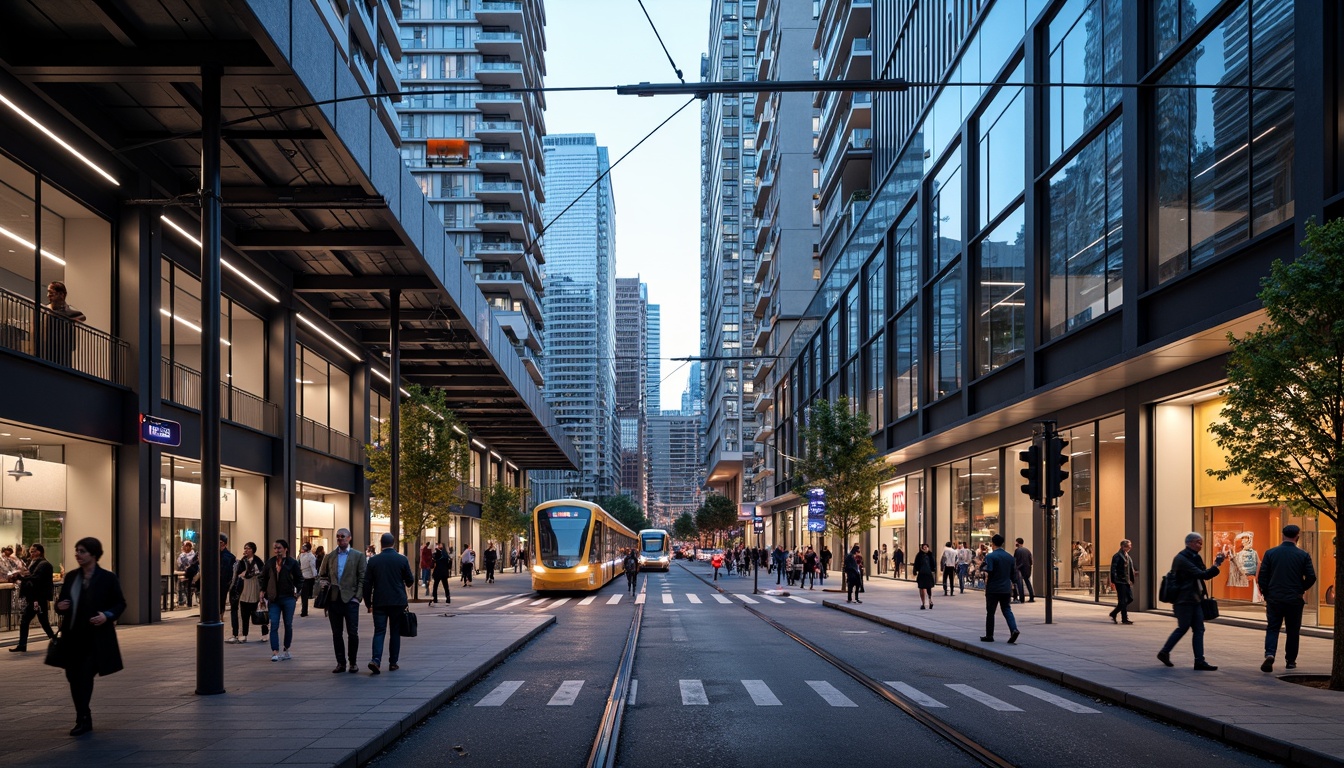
754, 245, 773, 283
818, 90, 872, 156
755, 315, 774, 347
814, 0, 872, 52
753, 423, 774, 444
475, 149, 525, 176
495, 306, 543, 350
756, 167, 775, 198
514, 342, 544, 386
752, 354, 775, 385
349, 0, 376, 59
475, 30, 524, 58
756, 130, 775, 171
753, 282, 772, 319
472, 239, 526, 259
472, 210, 528, 239
475, 0, 523, 26
475, 179, 525, 204
0, 288, 132, 386
476, 90, 524, 121
754, 391, 774, 413
820, 188, 871, 255
377, 40, 400, 97
476, 60, 524, 88
819, 126, 873, 205
475, 269, 542, 319
475, 119, 524, 147
844, 37, 873, 80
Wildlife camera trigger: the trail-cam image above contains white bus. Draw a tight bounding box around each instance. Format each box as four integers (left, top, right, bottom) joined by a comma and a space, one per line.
637, 529, 671, 571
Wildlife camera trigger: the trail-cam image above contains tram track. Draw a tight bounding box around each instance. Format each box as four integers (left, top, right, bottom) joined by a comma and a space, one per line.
586, 576, 645, 768
675, 562, 1018, 768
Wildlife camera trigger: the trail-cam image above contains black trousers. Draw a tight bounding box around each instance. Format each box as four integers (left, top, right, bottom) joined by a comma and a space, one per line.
1018, 569, 1035, 600
17, 599, 54, 648
847, 574, 863, 600
301, 578, 315, 615
327, 599, 360, 664
942, 566, 957, 593
65, 654, 97, 724
626, 570, 638, 591
1110, 582, 1134, 620
431, 575, 451, 602
1264, 600, 1304, 662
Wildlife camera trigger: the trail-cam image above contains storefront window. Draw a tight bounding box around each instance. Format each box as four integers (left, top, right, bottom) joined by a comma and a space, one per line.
976, 204, 1026, 373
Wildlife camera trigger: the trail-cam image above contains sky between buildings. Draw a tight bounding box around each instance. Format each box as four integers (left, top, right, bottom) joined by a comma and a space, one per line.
543, 0, 711, 413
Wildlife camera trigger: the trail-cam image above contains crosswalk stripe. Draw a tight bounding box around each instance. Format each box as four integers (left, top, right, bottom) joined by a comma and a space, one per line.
787, 595, 815, 604
544, 597, 570, 610
635, 594, 647, 604
742, 680, 782, 706
1010, 685, 1100, 714
548, 680, 585, 706
946, 684, 1023, 711
733, 594, 760, 605
807, 680, 857, 707
761, 595, 786, 604
607, 594, 623, 605
578, 596, 596, 606
712, 594, 732, 604
475, 680, 524, 707
495, 598, 529, 610
680, 679, 709, 705
466, 593, 523, 608
686, 594, 702, 604
886, 681, 946, 708
528, 598, 549, 606
628, 679, 638, 706
662, 593, 674, 604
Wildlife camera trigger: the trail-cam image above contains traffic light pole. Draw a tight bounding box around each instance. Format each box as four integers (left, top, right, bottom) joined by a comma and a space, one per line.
1040, 420, 1057, 626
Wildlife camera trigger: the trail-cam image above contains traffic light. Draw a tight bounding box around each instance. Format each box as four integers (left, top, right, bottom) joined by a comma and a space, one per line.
1045, 434, 1070, 499
1018, 444, 1042, 502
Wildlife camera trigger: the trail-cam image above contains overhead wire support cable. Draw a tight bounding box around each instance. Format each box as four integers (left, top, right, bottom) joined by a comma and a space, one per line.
636, 0, 685, 83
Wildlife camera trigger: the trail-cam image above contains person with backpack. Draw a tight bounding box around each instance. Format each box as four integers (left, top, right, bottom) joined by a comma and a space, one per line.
622, 549, 639, 593
1157, 532, 1225, 671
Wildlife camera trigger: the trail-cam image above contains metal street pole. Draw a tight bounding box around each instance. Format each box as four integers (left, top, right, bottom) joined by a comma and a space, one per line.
1040, 420, 1057, 626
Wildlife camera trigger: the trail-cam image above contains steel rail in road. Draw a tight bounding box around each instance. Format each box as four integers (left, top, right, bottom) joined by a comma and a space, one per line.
586, 575, 645, 768
678, 563, 1017, 768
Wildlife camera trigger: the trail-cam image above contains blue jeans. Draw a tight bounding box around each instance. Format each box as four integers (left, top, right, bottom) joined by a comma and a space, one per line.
1160, 603, 1206, 663
1264, 600, 1304, 662
371, 607, 402, 666
268, 597, 295, 651
956, 563, 969, 591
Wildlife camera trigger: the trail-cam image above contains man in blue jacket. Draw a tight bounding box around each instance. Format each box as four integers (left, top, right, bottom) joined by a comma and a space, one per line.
365, 532, 414, 675
1258, 524, 1316, 673
980, 534, 1019, 644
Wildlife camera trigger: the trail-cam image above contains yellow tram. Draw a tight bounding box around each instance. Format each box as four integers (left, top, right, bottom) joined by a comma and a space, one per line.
530, 499, 638, 592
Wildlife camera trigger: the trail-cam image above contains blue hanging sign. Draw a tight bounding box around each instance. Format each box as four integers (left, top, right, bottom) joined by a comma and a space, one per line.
807, 488, 827, 533
140, 414, 182, 447
753, 516, 764, 534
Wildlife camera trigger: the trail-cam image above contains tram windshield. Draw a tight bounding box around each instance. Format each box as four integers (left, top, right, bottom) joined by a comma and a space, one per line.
536, 506, 592, 568
641, 533, 667, 554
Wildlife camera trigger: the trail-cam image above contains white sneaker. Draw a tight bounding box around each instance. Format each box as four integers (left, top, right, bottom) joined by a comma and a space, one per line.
281, 651, 291, 661
226, 637, 238, 644
271, 654, 279, 662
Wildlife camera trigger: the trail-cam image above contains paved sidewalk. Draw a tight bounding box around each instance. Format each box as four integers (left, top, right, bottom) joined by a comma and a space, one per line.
0, 606, 552, 767
817, 574, 1343, 767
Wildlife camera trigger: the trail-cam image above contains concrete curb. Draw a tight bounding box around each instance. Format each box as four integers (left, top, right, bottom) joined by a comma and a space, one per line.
823, 599, 1344, 768
336, 613, 556, 768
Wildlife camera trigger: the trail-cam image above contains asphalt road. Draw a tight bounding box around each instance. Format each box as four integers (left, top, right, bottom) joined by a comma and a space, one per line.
368, 563, 1280, 768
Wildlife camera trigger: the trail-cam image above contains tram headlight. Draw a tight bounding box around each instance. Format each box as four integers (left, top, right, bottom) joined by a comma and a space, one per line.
532, 565, 545, 573
575, 565, 589, 574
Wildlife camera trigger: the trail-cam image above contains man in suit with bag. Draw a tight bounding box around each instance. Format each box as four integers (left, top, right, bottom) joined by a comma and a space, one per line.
318, 528, 367, 674
52, 536, 126, 736
1157, 532, 1225, 671
365, 532, 414, 674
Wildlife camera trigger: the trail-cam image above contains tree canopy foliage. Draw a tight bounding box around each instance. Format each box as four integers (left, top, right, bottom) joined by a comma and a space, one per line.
695, 493, 738, 546
673, 511, 698, 542
596, 494, 649, 533
480, 481, 528, 552
789, 397, 893, 551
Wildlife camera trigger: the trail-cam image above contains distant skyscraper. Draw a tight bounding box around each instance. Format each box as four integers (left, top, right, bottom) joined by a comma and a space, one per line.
647, 413, 705, 526
615, 276, 649, 510
681, 361, 704, 417
646, 302, 661, 416
529, 134, 620, 503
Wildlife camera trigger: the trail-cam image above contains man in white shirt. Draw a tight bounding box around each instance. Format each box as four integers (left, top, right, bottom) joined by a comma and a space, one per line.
956, 542, 973, 594
940, 542, 959, 596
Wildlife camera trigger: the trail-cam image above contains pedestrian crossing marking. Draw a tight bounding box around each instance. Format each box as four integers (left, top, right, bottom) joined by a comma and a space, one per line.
733, 594, 759, 605
686, 594, 702, 604
528, 598, 549, 606
468, 594, 521, 608
662, 594, 673, 604
742, 680, 782, 706
680, 679, 709, 705
761, 595, 786, 604
635, 594, 647, 604
476, 681, 524, 707
886, 681, 946, 708
788, 596, 815, 604
544, 597, 570, 610
628, 679, 638, 706
548, 680, 584, 706
946, 684, 1023, 712
579, 596, 595, 606
607, 594, 623, 604
712, 594, 733, 604
1010, 685, 1100, 714
495, 598, 529, 610
807, 680, 857, 707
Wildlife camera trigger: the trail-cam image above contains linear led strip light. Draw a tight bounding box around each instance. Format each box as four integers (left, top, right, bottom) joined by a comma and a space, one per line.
160, 216, 281, 304
0, 225, 65, 266
0, 91, 119, 186
370, 366, 411, 398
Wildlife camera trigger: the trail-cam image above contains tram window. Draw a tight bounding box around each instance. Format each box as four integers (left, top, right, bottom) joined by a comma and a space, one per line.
535, 506, 592, 568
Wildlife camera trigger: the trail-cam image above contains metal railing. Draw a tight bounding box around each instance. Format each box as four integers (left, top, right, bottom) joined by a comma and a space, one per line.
161, 358, 281, 434
0, 288, 131, 386
298, 416, 364, 463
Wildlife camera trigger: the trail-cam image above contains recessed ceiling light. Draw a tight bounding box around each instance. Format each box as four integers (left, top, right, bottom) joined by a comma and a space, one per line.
19, 436, 32, 440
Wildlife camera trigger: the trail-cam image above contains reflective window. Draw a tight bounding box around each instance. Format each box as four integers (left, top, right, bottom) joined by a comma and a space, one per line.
976, 205, 1026, 374
867, 332, 885, 431
931, 160, 963, 272
931, 265, 962, 400
866, 251, 885, 339
826, 313, 839, 376
1048, 0, 1122, 161
1048, 120, 1124, 338
893, 309, 919, 418
893, 206, 919, 310
978, 63, 1025, 230
1153, 0, 1225, 61
846, 288, 860, 358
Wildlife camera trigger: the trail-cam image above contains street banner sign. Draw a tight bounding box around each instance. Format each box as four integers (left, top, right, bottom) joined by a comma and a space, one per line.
807, 487, 826, 532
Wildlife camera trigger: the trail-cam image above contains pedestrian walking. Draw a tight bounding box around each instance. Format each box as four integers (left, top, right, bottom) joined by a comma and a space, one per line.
803, 547, 818, 589
711, 550, 724, 581
1156, 532, 1225, 671
940, 542, 958, 596
623, 548, 640, 592
880, 543, 889, 575
218, 534, 237, 616
1108, 539, 1137, 624
299, 542, 318, 617
176, 541, 197, 607
483, 543, 498, 583
430, 543, 452, 606
1258, 524, 1316, 673
317, 528, 367, 673
1013, 538, 1035, 602
419, 543, 433, 591
460, 546, 475, 586
845, 545, 864, 603
259, 539, 303, 662
229, 542, 264, 644
913, 543, 936, 609
53, 537, 125, 736
772, 545, 788, 585
792, 549, 804, 585
872, 548, 880, 581
365, 532, 414, 675
893, 544, 905, 579
819, 546, 832, 582
980, 534, 1020, 644
10, 544, 55, 652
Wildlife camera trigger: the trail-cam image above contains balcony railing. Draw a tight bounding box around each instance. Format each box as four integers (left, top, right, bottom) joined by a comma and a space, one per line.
0, 288, 131, 386
160, 358, 282, 434
299, 416, 364, 463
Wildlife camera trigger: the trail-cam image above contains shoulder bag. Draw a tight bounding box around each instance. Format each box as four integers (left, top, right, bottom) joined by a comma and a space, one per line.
400, 607, 419, 638
43, 631, 65, 669
313, 581, 333, 610
1158, 571, 1176, 603
1200, 580, 1219, 620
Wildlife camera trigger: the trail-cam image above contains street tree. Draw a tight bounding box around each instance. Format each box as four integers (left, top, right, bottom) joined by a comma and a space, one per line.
596, 494, 649, 534
480, 481, 528, 563
1207, 217, 1344, 691
366, 385, 470, 598
673, 511, 697, 543
790, 396, 894, 586
696, 493, 737, 548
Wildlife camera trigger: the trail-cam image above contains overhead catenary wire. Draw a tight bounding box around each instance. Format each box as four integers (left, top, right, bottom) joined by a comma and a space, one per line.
636, 0, 685, 83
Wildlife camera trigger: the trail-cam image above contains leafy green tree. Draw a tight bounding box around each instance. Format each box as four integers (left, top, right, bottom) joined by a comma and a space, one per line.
1207, 218, 1344, 690
596, 494, 649, 534
790, 397, 894, 585
480, 481, 528, 561
673, 511, 697, 542
366, 385, 470, 597
695, 493, 738, 547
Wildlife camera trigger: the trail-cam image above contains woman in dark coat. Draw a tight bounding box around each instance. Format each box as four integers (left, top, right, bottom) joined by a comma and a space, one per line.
430, 544, 452, 606
54, 536, 126, 736
912, 542, 937, 610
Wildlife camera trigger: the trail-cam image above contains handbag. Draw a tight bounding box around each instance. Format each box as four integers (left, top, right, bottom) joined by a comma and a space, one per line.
43, 631, 65, 669
1158, 571, 1176, 603
313, 582, 333, 610
1200, 597, 1220, 620
400, 608, 418, 638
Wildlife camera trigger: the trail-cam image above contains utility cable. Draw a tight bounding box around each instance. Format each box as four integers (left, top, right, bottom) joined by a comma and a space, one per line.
636, 0, 685, 83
